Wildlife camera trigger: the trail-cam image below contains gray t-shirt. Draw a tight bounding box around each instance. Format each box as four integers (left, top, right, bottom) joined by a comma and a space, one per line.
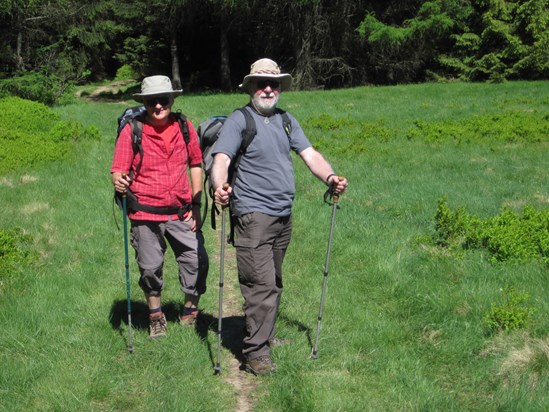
212, 106, 311, 217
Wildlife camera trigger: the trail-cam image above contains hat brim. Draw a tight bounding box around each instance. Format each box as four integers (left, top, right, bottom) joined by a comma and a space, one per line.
132, 90, 183, 103
239, 74, 292, 93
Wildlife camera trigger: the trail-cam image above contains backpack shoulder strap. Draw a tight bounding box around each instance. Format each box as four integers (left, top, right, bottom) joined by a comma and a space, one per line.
276, 108, 292, 139
235, 106, 257, 152
173, 112, 190, 145
129, 115, 145, 178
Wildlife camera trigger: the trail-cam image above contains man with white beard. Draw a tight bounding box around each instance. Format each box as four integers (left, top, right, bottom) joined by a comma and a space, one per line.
211, 58, 348, 375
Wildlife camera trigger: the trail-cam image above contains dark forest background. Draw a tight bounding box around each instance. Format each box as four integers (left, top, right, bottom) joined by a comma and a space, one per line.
1, 0, 547, 104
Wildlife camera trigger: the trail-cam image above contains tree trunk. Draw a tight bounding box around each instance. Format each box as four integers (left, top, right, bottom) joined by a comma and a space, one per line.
171, 34, 182, 89
293, 4, 317, 89
219, 23, 231, 91
16, 31, 24, 72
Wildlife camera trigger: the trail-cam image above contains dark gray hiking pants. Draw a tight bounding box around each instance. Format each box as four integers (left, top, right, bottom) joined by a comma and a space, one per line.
234, 212, 292, 360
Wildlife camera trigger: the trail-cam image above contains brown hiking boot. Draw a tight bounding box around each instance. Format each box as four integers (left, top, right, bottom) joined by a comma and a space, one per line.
245, 355, 277, 376
179, 308, 201, 326
149, 313, 167, 339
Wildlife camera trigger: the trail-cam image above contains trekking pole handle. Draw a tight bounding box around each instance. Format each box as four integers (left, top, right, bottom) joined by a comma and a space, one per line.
121, 173, 128, 198
331, 176, 345, 203
220, 183, 230, 209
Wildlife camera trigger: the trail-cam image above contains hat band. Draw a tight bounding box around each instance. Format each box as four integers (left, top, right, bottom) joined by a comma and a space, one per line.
252, 70, 281, 75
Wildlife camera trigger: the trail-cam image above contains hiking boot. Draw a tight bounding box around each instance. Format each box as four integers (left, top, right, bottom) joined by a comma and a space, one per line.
149, 313, 167, 339
179, 308, 201, 326
245, 355, 277, 376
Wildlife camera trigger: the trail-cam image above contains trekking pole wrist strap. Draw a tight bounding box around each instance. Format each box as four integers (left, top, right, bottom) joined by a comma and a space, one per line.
325, 173, 336, 185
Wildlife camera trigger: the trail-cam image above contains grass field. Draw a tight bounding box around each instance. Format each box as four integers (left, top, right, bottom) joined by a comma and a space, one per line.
1, 80, 549, 411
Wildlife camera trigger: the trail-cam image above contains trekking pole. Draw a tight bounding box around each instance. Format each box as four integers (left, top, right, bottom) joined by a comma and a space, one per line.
121, 174, 134, 353
311, 177, 344, 360
214, 183, 230, 375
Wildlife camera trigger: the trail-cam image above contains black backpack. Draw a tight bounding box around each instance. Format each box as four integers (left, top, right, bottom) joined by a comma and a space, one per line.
197, 105, 292, 234
114, 106, 192, 219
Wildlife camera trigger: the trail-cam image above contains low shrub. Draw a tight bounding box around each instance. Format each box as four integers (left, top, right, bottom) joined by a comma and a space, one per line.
305, 114, 394, 156
483, 286, 535, 334
114, 64, 137, 82
0, 96, 100, 175
305, 114, 353, 131
434, 198, 549, 265
0, 228, 36, 293
0, 72, 73, 106
407, 111, 549, 144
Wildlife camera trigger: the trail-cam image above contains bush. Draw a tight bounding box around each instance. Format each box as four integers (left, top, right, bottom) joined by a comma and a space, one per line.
304, 114, 394, 156
114, 64, 137, 82
407, 111, 549, 144
434, 198, 549, 265
0, 72, 73, 106
483, 286, 535, 334
0, 96, 100, 175
0, 228, 36, 293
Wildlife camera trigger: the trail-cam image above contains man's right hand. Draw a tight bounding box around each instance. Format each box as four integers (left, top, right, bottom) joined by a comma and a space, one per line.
214, 184, 231, 206
112, 172, 131, 194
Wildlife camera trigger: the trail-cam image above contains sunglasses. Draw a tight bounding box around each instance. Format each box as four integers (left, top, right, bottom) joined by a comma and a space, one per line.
144, 96, 171, 107
256, 80, 280, 90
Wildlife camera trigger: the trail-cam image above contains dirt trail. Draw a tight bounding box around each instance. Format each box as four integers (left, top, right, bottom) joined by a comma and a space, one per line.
216, 244, 260, 412
197, 176, 261, 409
77, 80, 135, 101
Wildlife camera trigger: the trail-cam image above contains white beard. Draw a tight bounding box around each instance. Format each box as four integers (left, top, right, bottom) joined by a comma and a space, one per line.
252, 92, 279, 115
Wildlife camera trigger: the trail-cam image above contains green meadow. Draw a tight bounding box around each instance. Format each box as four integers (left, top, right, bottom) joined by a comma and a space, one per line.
1, 81, 549, 411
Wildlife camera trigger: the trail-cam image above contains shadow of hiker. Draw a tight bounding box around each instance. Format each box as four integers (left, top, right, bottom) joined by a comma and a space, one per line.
109, 301, 312, 366
109, 300, 246, 366
278, 313, 313, 349
109, 299, 183, 331
197, 312, 246, 365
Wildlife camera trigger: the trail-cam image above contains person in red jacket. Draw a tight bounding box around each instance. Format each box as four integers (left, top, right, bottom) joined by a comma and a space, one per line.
111, 75, 208, 338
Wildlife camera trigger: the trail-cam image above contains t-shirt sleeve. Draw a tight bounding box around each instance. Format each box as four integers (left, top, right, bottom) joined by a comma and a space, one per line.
286, 114, 312, 154
211, 111, 246, 159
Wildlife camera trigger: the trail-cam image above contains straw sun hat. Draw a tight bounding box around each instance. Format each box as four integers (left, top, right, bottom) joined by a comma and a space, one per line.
239, 58, 292, 93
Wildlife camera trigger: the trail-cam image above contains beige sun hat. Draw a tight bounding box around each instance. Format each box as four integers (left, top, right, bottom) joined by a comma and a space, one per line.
239, 58, 292, 93
132, 75, 183, 102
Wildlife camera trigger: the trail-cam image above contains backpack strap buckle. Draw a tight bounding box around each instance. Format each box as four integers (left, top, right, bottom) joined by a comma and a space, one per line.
177, 204, 192, 221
